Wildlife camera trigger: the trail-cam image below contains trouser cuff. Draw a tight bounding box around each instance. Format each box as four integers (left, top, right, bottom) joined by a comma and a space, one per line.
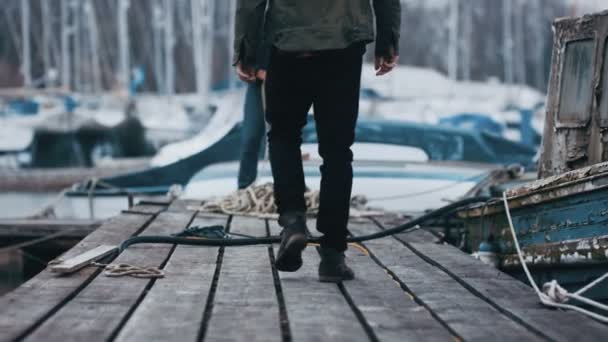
320, 236, 347, 252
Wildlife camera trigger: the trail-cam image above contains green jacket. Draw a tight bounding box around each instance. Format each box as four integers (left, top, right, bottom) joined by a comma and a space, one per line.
234, 0, 401, 67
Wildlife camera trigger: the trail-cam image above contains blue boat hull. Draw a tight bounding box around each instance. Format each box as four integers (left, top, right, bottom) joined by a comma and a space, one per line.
74, 118, 536, 194
460, 163, 608, 300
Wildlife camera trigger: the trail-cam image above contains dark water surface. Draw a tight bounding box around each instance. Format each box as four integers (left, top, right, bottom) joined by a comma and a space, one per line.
0, 239, 80, 296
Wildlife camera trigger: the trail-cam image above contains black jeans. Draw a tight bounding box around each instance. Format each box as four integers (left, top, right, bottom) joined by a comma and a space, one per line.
265, 44, 364, 252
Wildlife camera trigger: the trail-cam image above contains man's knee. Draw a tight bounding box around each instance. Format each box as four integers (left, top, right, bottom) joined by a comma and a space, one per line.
267, 127, 302, 145
318, 146, 353, 165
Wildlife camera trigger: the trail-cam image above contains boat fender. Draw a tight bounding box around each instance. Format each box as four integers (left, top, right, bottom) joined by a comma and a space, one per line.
476, 241, 499, 267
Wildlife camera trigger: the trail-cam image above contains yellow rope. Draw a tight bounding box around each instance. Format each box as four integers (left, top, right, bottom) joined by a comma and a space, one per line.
306, 242, 369, 256
348, 242, 370, 256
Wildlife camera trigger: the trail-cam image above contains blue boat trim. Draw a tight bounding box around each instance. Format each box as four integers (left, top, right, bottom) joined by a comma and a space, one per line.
192, 168, 486, 183
84, 118, 535, 191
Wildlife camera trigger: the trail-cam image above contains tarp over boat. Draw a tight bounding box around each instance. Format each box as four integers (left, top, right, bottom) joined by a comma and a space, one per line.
73, 117, 537, 195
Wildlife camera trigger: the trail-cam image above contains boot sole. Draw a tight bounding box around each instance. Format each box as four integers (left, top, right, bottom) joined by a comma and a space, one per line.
318, 274, 355, 283
275, 234, 307, 272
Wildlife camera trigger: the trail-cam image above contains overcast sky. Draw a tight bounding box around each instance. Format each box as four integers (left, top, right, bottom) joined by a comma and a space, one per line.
573, 0, 606, 13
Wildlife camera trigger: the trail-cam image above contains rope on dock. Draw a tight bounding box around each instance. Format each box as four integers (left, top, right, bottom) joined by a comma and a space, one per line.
92, 262, 164, 279
502, 192, 608, 323
193, 183, 384, 219
196, 183, 316, 217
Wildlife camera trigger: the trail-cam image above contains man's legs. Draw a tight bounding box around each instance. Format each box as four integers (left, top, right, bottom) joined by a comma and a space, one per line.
313, 45, 364, 253
237, 81, 267, 189
265, 50, 314, 272
265, 51, 313, 215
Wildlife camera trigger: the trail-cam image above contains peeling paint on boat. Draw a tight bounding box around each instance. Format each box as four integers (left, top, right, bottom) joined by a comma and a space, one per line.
502, 235, 608, 267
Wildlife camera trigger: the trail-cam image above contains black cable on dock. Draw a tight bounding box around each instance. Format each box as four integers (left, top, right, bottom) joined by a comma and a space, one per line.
117, 196, 490, 252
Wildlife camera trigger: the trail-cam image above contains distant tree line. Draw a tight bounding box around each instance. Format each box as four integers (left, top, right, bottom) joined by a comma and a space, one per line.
0, 0, 579, 92
392, 0, 574, 90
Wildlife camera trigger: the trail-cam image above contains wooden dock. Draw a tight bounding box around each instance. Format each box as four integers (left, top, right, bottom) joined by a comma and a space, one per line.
1, 199, 606, 341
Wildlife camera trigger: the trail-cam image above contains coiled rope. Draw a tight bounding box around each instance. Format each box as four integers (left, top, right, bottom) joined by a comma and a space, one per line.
195, 183, 381, 219
91, 262, 164, 279
502, 192, 608, 323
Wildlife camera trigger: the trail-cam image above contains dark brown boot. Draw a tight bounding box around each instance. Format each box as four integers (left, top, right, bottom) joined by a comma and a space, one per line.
275, 212, 308, 272
318, 247, 355, 282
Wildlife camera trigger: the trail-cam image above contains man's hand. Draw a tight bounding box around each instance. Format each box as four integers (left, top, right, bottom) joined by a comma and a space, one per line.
236, 62, 256, 82
256, 69, 267, 81
375, 54, 399, 76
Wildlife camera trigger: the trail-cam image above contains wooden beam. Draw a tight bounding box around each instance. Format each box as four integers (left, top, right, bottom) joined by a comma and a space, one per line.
204, 216, 282, 342
268, 221, 370, 342
121, 204, 167, 215
342, 222, 454, 341
349, 222, 544, 341
394, 228, 608, 341
49, 245, 118, 274
115, 215, 227, 341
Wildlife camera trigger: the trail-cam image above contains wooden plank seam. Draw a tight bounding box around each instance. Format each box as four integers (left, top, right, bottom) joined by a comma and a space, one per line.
388, 229, 554, 341
8, 210, 164, 341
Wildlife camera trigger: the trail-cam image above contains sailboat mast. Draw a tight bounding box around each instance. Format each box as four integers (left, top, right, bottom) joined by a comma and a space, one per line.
118, 0, 131, 93
191, 0, 204, 99
41, 0, 53, 87
61, 0, 71, 90
164, 0, 175, 96
21, 0, 32, 88
201, 0, 215, 108
153, 1, 164, 94
72, 0, 82, 92
191, 0, 215, 108
86, 0, 102, 93
447, 0, 459, 80
503, 0, 514, 84
227, 0, 237, 90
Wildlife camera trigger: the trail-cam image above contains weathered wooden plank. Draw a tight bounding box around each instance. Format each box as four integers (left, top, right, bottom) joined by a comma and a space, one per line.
349, 223, 545, 342
167, 199, 202, 212
204, 216, 281, 341
137, 196, 174, 206
115, 215, 228, 342
342, 223, 455, 341
49, 245, 117, 274
0, 219, 100, 238
0, 213, 154, 342
395, 228, 608, 341
121, 203, 167, 215
268, 221, 370, 342
23, 211, 195, 342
